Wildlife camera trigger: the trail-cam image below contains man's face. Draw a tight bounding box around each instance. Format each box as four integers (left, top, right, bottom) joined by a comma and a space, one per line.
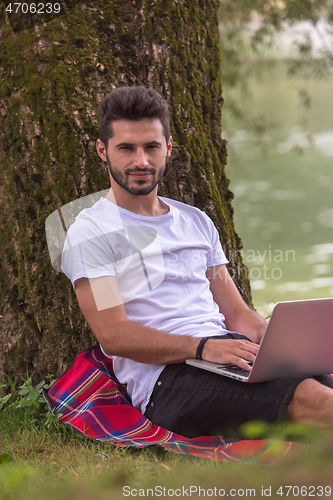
97, 118, 172, 196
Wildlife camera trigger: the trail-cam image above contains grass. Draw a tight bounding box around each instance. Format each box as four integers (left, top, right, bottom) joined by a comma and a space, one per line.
2, 419, 333, 499
0, 401, 177, 500
1, 376, 333, 499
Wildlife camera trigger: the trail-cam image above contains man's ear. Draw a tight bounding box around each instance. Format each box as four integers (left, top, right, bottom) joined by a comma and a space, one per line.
96, 139, 107, 162
167, 136, 173, 157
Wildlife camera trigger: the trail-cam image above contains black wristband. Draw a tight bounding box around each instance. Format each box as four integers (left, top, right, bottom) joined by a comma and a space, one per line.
196, 333, 251, 361
196, 337, 211, 360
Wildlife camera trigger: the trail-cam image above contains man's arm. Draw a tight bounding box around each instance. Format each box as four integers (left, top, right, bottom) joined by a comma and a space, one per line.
74, 276, 199, 364
207, 264, 267, 344
74, 274, 259, 370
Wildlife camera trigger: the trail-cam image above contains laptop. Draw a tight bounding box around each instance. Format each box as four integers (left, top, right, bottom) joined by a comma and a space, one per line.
186, 298, 333, 383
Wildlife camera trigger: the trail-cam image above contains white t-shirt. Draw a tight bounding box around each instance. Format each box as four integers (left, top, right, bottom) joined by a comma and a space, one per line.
62, 196, 229, 413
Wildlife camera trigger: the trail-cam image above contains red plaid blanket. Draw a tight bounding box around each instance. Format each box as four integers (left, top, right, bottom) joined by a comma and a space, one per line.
44, 346, 300, 464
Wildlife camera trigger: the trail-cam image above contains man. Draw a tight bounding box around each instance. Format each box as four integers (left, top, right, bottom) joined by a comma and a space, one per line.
62, 86, 333, 438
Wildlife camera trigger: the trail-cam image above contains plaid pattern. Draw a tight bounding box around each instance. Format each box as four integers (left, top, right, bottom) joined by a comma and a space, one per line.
44, 346, 300, 464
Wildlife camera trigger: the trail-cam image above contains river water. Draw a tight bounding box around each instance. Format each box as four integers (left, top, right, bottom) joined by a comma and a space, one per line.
223, 55, 333, 316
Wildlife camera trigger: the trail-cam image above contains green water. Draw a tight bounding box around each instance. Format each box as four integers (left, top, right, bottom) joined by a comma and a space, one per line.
223, 63, 333, 316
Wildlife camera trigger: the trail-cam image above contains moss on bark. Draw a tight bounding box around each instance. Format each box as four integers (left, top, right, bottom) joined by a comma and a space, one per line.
0, 0, 251, 382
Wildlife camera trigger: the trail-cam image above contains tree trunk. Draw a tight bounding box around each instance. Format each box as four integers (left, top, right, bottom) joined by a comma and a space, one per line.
0, 0, 252, 382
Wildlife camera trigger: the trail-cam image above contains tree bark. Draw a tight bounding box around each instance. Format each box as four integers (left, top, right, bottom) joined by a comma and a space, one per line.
0, 0, 252, 382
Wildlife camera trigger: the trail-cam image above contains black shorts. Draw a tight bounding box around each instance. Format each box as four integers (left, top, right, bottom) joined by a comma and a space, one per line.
144, 334, 333, 438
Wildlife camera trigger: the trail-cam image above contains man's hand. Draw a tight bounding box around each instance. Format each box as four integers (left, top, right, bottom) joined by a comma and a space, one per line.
202, 338, 260, 371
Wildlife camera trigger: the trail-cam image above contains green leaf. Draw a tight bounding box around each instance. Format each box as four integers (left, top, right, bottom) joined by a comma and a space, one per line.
4, 374, 16, 395
35, 380, 46, 392
0, 393, 12, 410
0, 453, 14, 465
27, 389, 39, 401
239, 420, 270, 439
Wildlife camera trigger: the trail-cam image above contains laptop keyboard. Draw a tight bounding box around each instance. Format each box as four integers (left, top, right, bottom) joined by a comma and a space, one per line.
217, 364, 251, 378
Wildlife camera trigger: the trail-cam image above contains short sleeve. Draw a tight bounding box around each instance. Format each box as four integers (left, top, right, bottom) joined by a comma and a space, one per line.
61, 219, 117, 287
203, 213, 229, 268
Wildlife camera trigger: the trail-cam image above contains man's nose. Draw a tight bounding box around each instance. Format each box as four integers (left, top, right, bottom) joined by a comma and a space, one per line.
134, 148, 149, 168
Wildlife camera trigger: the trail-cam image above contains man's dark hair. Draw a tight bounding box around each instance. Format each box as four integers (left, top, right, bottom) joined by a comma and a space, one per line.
98, 86, 170, 146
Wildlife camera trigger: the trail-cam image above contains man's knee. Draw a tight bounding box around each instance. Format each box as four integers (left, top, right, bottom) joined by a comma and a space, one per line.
287, 378, 333, 427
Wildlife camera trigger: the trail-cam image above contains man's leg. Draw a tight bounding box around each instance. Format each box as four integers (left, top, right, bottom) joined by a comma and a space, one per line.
287, 378, 333, 428
145, 363, 333, 438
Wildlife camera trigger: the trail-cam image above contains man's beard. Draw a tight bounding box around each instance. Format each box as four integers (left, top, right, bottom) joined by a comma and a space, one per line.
106, 155, 168, 196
